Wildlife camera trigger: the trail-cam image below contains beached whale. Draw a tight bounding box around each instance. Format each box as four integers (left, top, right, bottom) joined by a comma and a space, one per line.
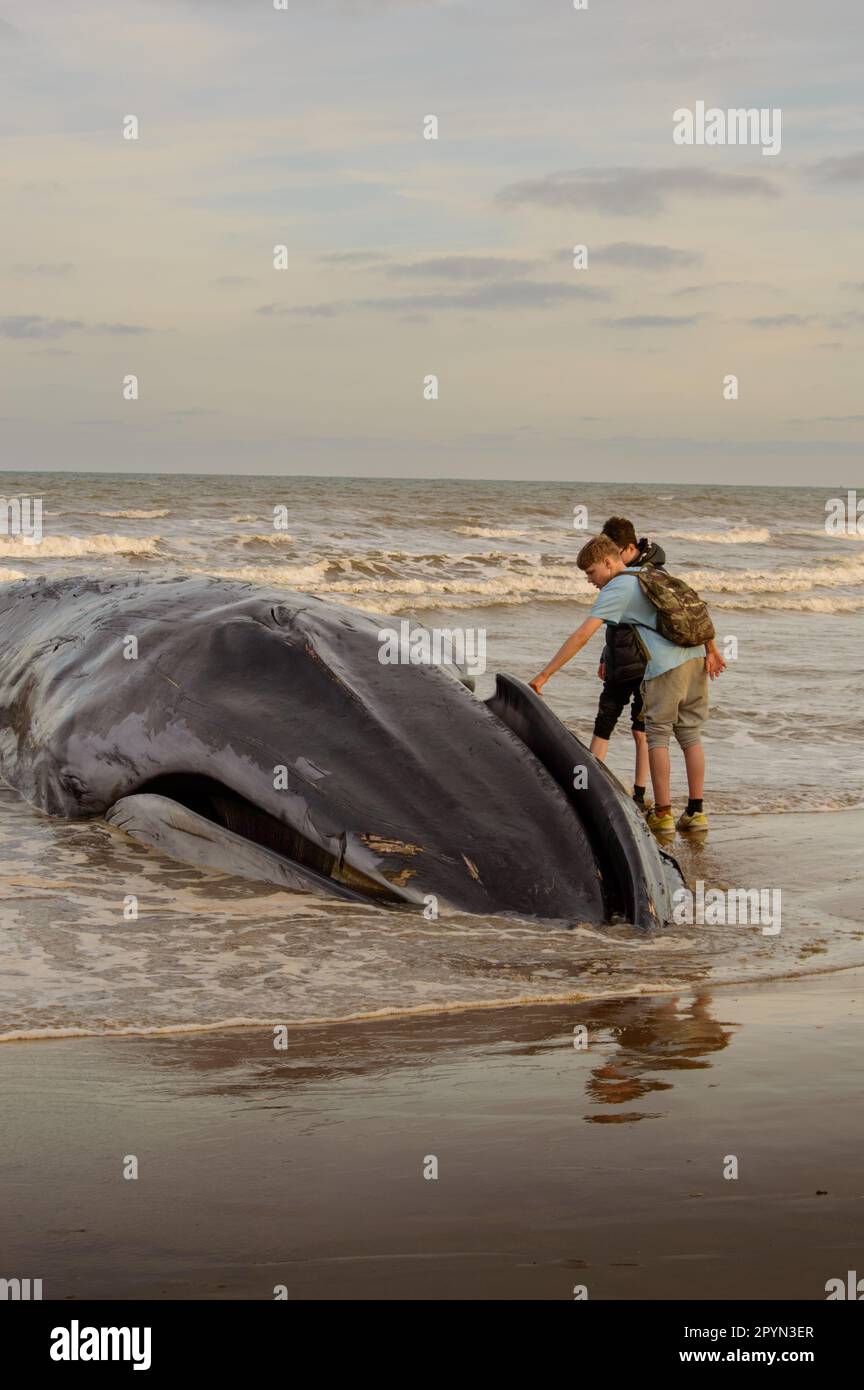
0, 575, 683, 926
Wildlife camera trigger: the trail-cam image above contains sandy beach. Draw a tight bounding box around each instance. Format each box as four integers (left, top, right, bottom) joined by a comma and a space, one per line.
3, 810, 861, 1302
3, 0, 864, 1325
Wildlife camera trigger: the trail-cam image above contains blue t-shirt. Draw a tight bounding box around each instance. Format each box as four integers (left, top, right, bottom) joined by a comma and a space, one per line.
589, 569, 705, 681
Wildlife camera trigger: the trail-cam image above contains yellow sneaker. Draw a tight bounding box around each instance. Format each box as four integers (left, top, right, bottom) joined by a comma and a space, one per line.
677, 809, 708, 832
646, 807, 675, 833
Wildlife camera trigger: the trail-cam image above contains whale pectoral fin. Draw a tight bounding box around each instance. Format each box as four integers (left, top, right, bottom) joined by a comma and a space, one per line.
485, 672, 685, 928
104, 793, 373, 903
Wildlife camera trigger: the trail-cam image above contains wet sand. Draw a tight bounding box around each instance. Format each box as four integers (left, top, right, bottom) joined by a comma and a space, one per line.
1, 810, 862, 1301
3, 976, 864, 1300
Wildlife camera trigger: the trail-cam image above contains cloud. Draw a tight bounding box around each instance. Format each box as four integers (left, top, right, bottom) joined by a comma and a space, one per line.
671, 279, 777, 296
12, 263, 75, 278
258, 301, 339, 319
210, 275, 256, 286
383, 255, 539, 280
787, 414, 864, 424
90, 322, 151, 335
172, 0, 445, 11
0, 315, 150, 339
744, 314, 814, 328
593, 242, 702, 271
735, 310, 864, 330
318, 251, 391, 265
17, 182, 67, 195
0, 315, 84, 339
810, 152, 864, 182
496, 166, 779, 216
260, 279, 610, 316
160, 408, 218, 418
599, 314, 704, 329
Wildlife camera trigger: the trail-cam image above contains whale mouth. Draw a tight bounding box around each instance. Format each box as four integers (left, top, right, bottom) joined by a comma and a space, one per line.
128, 772, 402, 902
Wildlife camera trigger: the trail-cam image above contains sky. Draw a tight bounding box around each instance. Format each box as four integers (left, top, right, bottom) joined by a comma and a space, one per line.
1, 0, 863, 484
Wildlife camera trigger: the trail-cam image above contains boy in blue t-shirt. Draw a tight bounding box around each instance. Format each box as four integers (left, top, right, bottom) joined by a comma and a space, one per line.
530, 533, 725, 833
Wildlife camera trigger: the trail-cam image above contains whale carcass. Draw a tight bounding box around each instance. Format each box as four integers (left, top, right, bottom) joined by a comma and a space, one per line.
0, 575, 683, 925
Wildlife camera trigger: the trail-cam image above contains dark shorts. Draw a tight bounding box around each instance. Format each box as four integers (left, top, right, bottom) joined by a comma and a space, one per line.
593, 675, 645, 740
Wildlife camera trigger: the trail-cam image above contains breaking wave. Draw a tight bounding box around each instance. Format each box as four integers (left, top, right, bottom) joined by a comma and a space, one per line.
239, 533, 296, 548
0, 533, 161, 559
185, 548, 864, 615
665, 527, 771, 544
682, 559, 864, 594
453, 525, 534, 539
95, 509, 171, 520
713, 593, 864, 614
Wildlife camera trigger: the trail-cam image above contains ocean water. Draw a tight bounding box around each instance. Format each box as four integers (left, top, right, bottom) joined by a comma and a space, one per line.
0, 472, 862, 1039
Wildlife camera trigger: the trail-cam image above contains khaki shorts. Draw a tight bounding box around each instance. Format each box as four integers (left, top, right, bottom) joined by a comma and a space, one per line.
642, 656, 708, 751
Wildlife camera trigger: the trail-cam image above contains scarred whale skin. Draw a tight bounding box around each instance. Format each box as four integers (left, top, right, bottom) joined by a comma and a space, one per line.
0, 573, 630, 922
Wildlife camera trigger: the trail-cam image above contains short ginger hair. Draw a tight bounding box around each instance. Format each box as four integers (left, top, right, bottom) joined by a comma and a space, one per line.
577, 533, 622, 570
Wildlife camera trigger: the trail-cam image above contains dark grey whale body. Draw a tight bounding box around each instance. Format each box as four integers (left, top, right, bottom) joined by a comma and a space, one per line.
0, 575, 683, 925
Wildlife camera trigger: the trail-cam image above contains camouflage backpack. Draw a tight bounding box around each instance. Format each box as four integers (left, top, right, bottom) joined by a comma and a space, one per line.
636, 568, 715, 647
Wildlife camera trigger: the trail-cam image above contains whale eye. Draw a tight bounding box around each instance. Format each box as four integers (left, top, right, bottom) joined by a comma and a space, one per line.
270, 598, 324, 629
270, 605, 304, 640
270, 604, 317, 636
60, 770, 87, 798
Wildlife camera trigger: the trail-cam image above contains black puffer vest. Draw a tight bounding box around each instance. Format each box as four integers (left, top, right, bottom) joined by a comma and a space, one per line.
600, 540, 667, 683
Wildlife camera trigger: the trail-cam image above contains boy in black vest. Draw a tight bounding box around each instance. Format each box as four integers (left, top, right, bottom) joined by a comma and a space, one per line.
590, 516, 664, 810
531, 532, 725, 834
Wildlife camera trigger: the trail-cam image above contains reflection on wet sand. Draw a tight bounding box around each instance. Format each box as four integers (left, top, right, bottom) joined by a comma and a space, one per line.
139, 990, 737, 1126
2, 970, 860, 1301
584, 994, 734, 1120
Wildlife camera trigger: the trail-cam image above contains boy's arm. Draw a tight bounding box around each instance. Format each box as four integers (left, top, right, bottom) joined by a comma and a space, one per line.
705, 637, 726, 679
530, 616, 604, 694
